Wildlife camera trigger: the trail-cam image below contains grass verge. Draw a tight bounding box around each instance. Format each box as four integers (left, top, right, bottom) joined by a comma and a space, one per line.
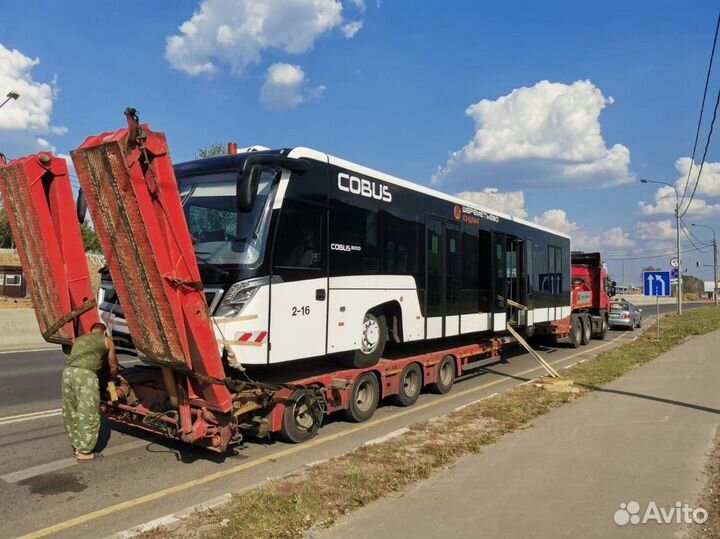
693, 429, 720, 539
142, 307, 720, 539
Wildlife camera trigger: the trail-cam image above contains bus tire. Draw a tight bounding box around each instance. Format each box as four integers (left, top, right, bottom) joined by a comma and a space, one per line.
429, 355, 456, 394
348, 313, 387, 369
569, 317, 582, 348
393, 363, 422, 407
279, 390, 321, 444
344, 372, 380, 422
580, 317, 591, 345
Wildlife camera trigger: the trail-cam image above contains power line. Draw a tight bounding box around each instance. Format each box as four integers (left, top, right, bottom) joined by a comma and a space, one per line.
680, 219, 712, 254
604, 243, 711, 261
602, 240, 711, 257
679, 8, 720, 209
680, 83, 720, 218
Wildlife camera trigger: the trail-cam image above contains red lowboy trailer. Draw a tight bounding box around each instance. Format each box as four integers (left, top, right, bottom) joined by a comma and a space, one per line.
0, 111, 584, 452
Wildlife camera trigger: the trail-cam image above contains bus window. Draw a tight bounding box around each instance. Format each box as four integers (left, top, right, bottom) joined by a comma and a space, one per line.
274, 206, 325, 270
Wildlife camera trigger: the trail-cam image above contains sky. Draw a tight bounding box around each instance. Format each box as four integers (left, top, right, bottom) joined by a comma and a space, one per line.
0, 0, 719, 288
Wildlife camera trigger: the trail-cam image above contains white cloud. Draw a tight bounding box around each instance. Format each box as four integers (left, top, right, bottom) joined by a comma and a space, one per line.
433, 80, 633, 187
530, 208, 634, 251
675, 157, 720, 198
599, 227, 634, 249
166, 0, 347, 76
639, 183, 720, 217
349, 0, 366, 11
634, 220, 675, 241
532, 209, 578, 235
341, 20, 363, 38
640, 158, 720, 216
0, 43, 65, 134
260, 63, 324, 110
455, 188, 527, 219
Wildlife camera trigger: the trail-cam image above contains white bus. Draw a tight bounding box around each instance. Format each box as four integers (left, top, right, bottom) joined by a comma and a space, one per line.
100, 147, 571, 368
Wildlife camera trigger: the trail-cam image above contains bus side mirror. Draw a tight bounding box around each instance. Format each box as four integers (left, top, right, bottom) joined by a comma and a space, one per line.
76, 188, 87, 225
236, 165, 261, 213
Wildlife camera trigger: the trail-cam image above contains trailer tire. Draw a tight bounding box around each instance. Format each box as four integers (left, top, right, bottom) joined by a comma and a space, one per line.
345, 313, 387, 369
393, 363, 422, 407
344, 373, 379, 423
279, 390, 321, 444
599, 316, 608, 339
580, 317, 591, 345
429, 355, 456, 394
569, 317, 582, 348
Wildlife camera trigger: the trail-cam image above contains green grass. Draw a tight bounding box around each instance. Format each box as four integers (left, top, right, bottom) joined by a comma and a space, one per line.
141, 306, 720, 539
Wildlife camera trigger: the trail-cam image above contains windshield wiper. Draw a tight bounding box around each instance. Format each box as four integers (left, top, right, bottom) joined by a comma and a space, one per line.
195, 254, 230, 277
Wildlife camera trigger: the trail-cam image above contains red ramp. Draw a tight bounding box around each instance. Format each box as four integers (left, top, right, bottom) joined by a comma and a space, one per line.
71, 110, 232, 414
0, 153, 99, 344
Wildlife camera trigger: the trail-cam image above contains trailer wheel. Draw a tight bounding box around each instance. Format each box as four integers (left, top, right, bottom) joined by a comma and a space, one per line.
598, 316, 608, 339
345, 313, 387, 369
569, 317, 582, 348
429, 355, 456, 394
279, 390, 321, 444
580, 317, 591, 345
344, 373, 379, 423
393, 363, 422, 407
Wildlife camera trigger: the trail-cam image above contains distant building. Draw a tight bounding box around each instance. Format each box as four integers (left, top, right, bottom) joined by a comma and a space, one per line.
0, 265, 27, 298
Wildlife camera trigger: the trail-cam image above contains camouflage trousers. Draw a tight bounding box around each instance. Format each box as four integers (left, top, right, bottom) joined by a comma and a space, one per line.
62, 366, 100, 454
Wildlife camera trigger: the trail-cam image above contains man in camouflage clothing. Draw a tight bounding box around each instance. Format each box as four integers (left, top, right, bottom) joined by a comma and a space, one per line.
62, 322, 118, 462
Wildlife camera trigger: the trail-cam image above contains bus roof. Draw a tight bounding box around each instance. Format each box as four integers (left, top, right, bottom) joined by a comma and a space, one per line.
288, 147, 571, 240
174, 146, 570, 240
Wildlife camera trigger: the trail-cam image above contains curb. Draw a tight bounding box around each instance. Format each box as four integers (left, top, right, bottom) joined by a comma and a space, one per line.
101, 493, 233, 539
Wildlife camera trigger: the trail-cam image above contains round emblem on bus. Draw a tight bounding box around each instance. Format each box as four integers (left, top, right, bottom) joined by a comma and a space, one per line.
453, 205, 462, 220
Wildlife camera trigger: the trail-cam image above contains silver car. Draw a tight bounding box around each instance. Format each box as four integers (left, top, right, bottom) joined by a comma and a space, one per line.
609, 300, 642, 330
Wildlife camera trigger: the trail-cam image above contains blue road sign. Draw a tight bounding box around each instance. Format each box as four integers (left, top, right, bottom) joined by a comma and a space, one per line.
643, 271, 672, 297
670, 268, 679, 279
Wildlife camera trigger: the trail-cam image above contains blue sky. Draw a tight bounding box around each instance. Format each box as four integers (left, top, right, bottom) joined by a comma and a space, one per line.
0, 0, 719, 286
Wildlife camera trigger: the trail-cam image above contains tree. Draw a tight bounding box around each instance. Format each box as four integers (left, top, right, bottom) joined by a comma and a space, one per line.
196, 143, 225, 159
80, 222, 102, 253
0, 206, 14, 249
640, 265, 660, 283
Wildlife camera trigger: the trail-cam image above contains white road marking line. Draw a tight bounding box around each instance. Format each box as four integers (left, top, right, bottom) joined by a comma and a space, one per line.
453, 392, 499, 412
101, 493, 233, 539
1, 439, 149, 484
0, 347, 59, 355
0, 409, 62, 426
362, 427, 410, 446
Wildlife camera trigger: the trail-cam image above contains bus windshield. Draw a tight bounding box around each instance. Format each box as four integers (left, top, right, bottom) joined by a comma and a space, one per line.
178, 170, 278, 268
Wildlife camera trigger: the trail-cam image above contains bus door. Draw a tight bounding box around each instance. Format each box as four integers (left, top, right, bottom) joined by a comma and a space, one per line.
491, 231, 507, 331
505, 236, 525, 325
269, 202, 328, 362
426, 217, 460, 338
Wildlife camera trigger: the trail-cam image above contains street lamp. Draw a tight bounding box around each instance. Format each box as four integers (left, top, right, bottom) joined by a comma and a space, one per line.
0, 90, 20, 110
691, 223, 718, 307
640, 178, 682, 314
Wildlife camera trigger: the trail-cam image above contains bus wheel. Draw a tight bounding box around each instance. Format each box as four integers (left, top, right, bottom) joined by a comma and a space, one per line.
344, 372, 379, 422
569, 317, 582, 348
279, 390, 321, 444
393, 363, 422, 407
580, 317, 591, 345
348, 313, 387, 369
430, 355, 456, 394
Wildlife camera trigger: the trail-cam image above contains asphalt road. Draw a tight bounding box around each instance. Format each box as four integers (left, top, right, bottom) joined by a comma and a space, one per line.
0, 302, 712, 539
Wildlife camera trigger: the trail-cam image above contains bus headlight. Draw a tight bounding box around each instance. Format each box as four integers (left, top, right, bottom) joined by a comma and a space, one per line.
215, 277, 268, 317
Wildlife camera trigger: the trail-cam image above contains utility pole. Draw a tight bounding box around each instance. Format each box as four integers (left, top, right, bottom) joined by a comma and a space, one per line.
641, 178, 682, 314
692, 223, 718, 307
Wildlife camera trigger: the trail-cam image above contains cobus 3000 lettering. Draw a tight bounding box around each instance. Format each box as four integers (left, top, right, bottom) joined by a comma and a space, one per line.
338, 172, 392, 202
